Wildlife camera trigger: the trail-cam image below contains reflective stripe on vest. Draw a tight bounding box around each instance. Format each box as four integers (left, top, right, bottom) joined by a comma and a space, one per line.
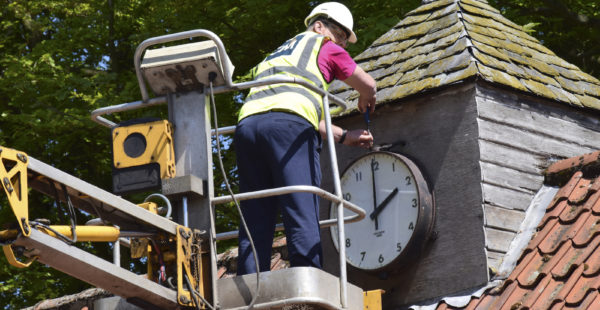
238, 32, 331, 129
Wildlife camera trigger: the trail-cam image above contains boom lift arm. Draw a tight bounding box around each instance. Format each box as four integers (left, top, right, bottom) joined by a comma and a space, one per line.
0, 148, 206, 308
0, 29, 382, 310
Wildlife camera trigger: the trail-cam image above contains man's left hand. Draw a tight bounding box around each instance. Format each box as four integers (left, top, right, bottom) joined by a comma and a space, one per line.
344, 129, 373, 149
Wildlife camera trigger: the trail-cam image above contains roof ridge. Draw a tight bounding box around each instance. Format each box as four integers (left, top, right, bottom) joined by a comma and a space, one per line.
333, 0, 600, 116
545, 151, 600, 186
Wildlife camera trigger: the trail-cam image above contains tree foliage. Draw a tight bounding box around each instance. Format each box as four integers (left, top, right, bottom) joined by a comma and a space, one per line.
0, 0, 598, 308
489, 0, 600, 77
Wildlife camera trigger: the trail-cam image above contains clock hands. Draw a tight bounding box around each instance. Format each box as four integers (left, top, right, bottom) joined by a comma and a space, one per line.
370, 187, 399, 221
370, 157, 379, 230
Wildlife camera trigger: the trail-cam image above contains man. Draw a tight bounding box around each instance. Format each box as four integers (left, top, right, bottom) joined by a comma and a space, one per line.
235, 2, 377, 275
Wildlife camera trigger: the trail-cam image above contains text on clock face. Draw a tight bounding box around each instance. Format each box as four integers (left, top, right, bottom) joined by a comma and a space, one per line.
331, 152, 420, 270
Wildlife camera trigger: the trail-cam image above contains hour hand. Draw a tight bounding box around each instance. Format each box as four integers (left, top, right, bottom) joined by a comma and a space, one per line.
369, 187, 399, 220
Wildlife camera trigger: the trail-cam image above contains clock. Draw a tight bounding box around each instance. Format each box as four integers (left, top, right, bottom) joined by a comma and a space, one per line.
330, 151, 434, 271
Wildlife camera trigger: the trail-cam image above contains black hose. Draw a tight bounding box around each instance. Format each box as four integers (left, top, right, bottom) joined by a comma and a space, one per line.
209, 80, 260, 309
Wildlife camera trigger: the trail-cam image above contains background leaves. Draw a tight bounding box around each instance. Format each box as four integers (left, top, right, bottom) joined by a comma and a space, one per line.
1, 0, 599, 308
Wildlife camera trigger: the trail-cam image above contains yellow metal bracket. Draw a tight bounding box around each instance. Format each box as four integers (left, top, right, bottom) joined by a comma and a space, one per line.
176, 225, 205, 307
2, 244, 37, 268
130, 202, 157, 258
0, 147, 31, 237
112, 120, 176, 179
363, 289, 385, 310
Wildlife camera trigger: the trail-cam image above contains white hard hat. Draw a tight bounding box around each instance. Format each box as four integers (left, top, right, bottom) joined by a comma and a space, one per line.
304, 2, 357, 44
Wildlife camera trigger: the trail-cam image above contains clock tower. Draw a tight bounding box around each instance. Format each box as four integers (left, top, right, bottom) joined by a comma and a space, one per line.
318, 0, 600, 308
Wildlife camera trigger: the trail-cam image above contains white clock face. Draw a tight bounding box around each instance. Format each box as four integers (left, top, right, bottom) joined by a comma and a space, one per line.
330, 152, 420, 270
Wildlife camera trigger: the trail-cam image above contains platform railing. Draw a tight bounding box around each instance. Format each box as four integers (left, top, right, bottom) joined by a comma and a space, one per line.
90, 29, 363, 309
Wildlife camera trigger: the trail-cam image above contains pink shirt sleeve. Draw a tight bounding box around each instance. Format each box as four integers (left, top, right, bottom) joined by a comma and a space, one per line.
318, 40, 357, 83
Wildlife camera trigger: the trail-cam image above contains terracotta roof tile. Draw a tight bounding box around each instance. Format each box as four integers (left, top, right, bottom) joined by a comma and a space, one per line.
447, 150, 600, 309
501, 282, 533, 310
520, 275, 553, 308
572, 212, 600, 246
541, 200, 569, 227
538, 215, 587, 254
519, 244, 570, 287
526, 219, 556, 252
468, 293, 495, 309
568, 178, 593, 205
564, 274, 599, 305
550, 237, 600, 279
547, 171, 583, 209
435, 304, 450, 310
581, 245, 600, 276
508, 250, 535, 282
592, 195, 600, 214
558, 199, 590, 223
574, 290, 600, 309
332, 0, 600, 117
529, 277, 564, 309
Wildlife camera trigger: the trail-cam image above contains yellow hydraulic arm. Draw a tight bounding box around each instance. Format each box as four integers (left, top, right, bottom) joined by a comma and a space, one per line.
0, 147, 31, 237
0, 146, 209, 309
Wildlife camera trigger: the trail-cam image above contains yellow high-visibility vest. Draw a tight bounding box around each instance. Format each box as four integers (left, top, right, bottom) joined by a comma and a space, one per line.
238, 31, 331, 130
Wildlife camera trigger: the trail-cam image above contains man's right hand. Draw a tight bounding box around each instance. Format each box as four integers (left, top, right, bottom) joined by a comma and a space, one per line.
343, 66, 377, 113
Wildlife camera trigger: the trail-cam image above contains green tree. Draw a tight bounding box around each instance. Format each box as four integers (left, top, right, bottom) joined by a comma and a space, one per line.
489, 0, 600, 77
1, 0, 598, 308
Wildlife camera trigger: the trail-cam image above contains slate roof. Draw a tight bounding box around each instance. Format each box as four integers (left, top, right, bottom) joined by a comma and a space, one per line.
435, 151, 600, 309
333, 0, 600, 115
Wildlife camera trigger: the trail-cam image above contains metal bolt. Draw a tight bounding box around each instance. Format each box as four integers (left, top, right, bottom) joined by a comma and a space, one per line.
21, 218, 29, 234
116, 162, 120, 166
179, 228, 190, 239
179, 296, 190, 304
17, 153, 27, 163
3, 177, 13, 193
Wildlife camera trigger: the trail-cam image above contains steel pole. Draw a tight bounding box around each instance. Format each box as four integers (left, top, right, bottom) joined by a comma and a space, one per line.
322, 95, 348, 308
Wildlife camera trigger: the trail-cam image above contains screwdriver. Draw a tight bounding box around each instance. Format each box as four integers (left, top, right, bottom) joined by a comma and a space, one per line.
364, 109, 372, 151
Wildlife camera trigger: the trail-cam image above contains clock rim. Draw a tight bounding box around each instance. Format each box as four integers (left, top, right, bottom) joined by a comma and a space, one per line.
329, 151, 435, 272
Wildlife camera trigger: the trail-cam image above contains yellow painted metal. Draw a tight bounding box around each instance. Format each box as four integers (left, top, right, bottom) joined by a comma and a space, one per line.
0, 229, 18, 241
138, 201, 158, 214
130, 237, 149, 259
130, 202, 156, 258
176, 225, 205, 307
1, 225, 119, 268
38, 225, 120, 242
0, 146, 31, 237
3, 244, 37, 268
363, 289, 385, 310
112, 120, 176, 179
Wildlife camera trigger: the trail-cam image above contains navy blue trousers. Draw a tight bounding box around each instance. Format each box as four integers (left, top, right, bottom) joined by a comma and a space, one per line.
234, 112, 322, 275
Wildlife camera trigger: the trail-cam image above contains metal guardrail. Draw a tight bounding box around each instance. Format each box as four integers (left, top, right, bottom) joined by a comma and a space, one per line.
213, 185, 365, 240
90, 29, 362, 308
90, 76, 347, 129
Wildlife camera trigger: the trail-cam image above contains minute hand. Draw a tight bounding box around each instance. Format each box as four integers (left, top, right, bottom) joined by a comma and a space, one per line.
370, 187, 399, 220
